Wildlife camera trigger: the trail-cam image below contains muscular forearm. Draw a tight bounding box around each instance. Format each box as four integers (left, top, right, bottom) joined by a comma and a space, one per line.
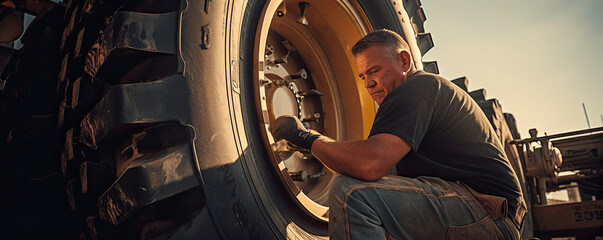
269, 115, 409, 181
311, 135, 408, 181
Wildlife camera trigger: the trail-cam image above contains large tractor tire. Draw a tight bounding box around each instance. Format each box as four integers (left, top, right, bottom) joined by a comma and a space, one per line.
1, 0, 438, 239
452, 77, 534, 239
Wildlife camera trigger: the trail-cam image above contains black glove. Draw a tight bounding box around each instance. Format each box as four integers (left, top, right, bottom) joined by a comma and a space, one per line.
269, 115, 321, 150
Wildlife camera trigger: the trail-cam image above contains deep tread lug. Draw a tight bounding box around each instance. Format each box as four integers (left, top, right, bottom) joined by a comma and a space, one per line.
423, 60, 439, 74
410, 7, 426, 34
72, 77, 81, 109
61, 128, 75, 177
66, 179, 80, 211
403, 0, 421, 19
80, 161, 112, 194
79, 75, 189, 149
504, 113, 521, 139
469, 88, 487, 102
451, 76, 469, 93
97, 143, 199, 225
416, 32, 434, 55
84, 11, 178, 84
62, 4, 81, 51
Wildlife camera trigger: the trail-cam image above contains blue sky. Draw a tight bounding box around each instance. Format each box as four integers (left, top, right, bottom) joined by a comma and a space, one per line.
421, 0, 603, 137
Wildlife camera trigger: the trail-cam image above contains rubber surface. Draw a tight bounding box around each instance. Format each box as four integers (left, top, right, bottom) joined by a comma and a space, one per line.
0, 0, 438, 239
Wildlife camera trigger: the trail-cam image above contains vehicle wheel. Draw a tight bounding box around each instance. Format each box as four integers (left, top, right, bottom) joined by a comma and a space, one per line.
1, 0, 437, 239
187, 0, 438, 238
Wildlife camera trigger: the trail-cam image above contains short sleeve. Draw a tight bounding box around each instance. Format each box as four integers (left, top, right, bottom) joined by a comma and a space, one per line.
369, 90, 436, 152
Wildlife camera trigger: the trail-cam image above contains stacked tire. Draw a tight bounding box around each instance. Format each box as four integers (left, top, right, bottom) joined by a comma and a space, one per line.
0, 0, 443, 239
452, 77, 534, 239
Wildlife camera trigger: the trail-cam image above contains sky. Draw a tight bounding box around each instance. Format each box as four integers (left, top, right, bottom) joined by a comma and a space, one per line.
420, 0, 603, 138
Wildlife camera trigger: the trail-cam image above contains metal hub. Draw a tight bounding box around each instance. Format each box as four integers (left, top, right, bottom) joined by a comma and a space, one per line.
254, 0, 376, 222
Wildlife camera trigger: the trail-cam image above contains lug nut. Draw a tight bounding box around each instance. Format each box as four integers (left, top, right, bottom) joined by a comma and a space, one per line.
276, 2, 287, 17
265, 44, 274, 55
259, 79, 271, 86
297, 89, 325, 97
301, 112, 322, 123
289, 170, 326, 182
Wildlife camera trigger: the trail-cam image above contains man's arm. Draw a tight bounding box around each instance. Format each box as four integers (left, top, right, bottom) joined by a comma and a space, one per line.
311, 133, 411, 181
269, 115, 411, 181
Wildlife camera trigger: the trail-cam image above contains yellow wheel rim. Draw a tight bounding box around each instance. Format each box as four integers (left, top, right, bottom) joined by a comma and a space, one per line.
254, 0, 376, 221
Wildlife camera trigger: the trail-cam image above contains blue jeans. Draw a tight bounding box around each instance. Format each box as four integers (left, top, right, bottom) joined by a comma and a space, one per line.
328, 175, 520, 240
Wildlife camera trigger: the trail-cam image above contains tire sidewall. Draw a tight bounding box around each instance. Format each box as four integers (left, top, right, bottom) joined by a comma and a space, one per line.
180, 0, 422, 239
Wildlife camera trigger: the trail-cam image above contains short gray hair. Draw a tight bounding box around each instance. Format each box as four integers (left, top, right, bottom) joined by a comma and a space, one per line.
352, 29, 409, 59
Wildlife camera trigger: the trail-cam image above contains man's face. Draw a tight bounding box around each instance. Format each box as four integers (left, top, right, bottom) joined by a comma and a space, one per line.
355, 45, 407, 105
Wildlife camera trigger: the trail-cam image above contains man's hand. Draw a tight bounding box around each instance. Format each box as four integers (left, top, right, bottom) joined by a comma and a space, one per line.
269, 115, 322, 150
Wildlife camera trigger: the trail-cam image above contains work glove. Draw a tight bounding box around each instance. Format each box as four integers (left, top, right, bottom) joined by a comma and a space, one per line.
269, 115, 321, 151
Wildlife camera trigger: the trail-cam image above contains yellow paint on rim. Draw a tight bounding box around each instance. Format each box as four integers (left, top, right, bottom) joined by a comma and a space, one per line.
254, 0, 376, 222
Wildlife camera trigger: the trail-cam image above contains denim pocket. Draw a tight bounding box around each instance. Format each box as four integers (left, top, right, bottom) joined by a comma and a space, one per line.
445, 216, 504, 240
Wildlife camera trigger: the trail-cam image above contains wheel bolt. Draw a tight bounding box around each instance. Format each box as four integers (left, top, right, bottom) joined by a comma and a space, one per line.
297, 2, 310, 26
302, 113, 322, 123
265, 45, 274, 55
297, 89, 324, 97
289, 170, 326, 182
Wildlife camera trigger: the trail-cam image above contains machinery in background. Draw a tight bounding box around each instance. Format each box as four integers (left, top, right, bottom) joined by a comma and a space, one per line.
511, 127, 603, 239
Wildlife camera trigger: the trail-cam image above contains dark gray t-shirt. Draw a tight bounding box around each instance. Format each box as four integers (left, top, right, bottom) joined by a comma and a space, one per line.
369, 70, 522, 216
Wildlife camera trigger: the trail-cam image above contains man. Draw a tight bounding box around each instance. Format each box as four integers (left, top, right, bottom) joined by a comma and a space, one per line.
270, 29, 525, 239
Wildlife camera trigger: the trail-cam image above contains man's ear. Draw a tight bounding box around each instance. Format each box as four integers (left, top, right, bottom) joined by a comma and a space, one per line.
397, 50, 412, 71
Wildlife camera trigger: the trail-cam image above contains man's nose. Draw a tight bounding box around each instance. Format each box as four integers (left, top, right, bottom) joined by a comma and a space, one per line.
364, 77, 376, 89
